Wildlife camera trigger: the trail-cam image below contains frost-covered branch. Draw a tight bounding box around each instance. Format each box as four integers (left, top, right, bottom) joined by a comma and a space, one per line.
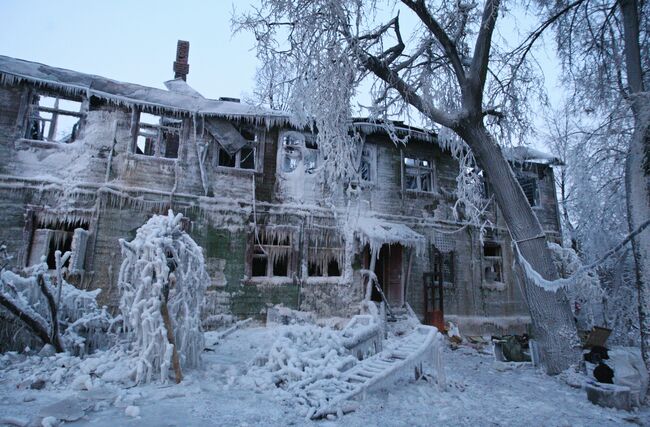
515, 218, 650, 292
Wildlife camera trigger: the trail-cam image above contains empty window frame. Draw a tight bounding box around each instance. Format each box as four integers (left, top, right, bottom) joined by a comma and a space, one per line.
28, 219, 90, 272
403, 156, 435, 192
215, 127, 258, 170
358, 145, 376, 183
516, 175, 540, 207
251, 228, 293, 278
26, 94, 84, 143
306, 229, 343, 277
280, 132, 318, 174
482, 241, 503, 283
135, 112, 181, 159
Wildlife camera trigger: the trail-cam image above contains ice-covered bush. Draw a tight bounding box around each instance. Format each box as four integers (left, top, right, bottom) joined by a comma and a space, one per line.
0, 260, 113, 355
118, 210, 208, 384
248, 324, 357, 416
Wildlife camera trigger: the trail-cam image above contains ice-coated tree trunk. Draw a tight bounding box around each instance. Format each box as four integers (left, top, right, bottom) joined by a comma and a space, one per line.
620, 0, 650, 377
458, 121, 582, 374
626, 105, 650, 374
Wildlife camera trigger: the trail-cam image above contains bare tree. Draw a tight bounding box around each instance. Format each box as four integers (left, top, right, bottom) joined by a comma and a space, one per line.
236, 0, 581, 374
537, 0, 650, 372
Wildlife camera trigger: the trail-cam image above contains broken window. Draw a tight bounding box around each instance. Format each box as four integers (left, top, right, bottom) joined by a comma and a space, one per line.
28, 218, 90, 272
359, 146, 374, 182
135, 112, 181, 159
212, 124, 258, 170
482, 241, 503, 284
280, 131, 318, 174
403, 156, 435, 192
306, 229, 343, 277
516, 175, 540, 207
26, 94, 84, 143
250, 227, 294, 278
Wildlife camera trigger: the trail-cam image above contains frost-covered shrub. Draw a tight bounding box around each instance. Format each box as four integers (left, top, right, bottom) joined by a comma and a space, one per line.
0, 262, 113, 355
118, 210, 208, 384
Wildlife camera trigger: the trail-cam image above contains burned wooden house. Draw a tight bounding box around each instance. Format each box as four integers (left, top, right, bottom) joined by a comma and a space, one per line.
0, 43, 564, 336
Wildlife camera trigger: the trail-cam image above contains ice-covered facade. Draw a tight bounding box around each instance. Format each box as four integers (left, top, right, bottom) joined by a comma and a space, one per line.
0, 43, 564, 340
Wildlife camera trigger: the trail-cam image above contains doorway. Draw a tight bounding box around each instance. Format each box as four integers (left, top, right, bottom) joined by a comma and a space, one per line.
366, 244, 403, 307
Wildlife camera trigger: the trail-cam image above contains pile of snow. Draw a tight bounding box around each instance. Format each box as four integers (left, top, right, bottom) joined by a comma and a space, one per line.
247, 324, 357, 417
118, 210, 209, 384
0, 346, 137, 391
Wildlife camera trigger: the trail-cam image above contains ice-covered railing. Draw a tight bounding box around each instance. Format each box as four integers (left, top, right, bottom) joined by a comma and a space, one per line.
311, 324, 446, 419
118, 210, 208, 384
340, 314, 383, 359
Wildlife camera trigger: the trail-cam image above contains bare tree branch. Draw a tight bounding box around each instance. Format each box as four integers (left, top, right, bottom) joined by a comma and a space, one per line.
401, 0, 468, 90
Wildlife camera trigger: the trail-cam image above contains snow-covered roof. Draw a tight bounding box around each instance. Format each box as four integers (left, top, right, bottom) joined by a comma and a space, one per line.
504, 146, 564, 166
355, 217, 426, 256
0, 55, 291, 126
352, 118, 437, 144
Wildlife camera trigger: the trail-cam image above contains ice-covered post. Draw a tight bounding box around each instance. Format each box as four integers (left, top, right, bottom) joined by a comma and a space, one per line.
118, 210, 208, 384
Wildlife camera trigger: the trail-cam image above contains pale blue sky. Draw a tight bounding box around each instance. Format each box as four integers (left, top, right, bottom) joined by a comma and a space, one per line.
0, 0, 259, 100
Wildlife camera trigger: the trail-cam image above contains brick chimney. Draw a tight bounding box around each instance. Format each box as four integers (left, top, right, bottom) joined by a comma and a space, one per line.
173, 40, 190, 81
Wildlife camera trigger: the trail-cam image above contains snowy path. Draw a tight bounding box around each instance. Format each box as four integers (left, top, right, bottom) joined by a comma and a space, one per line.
1, 326, 649, 426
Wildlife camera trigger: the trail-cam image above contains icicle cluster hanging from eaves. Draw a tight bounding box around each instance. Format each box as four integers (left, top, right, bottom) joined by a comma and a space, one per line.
306, 226, 344, 274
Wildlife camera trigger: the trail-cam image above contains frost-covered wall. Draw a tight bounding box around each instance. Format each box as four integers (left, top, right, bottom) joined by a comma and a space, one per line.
0, 56, 564, 336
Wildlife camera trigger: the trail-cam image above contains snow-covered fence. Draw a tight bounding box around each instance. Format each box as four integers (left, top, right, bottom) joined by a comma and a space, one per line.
118, 210, 208, 384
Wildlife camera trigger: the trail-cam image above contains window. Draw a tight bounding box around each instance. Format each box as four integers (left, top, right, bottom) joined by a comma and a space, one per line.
28, 219, 90, 272
217, 146, 256, 170
135, 112, 181, 159
251, 228, 293, 277
280, 131, 318, 174
215, 126, 257, 170
432, 248, 455, 289
516, 175, 540, 207
482, 241, 503, 283
26, 94, 84, 143
306, 230, 343, 277
403, 156, 434, 192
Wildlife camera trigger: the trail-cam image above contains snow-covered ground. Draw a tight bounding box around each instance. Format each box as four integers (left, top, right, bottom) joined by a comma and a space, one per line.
1, 324, 648, 426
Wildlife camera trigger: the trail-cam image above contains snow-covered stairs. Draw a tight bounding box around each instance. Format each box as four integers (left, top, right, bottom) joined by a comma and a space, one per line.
311, 324, 443, 419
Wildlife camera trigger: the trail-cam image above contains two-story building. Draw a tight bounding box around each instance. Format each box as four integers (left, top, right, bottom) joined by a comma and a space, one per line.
0, 43, 564, 337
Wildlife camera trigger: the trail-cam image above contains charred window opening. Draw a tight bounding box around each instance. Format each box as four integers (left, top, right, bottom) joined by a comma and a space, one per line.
306, 229, 343, 277
250, 228, 293, 278
359, 146, 374, 182
482, 241, 503, 283
516, 175, 540, 207
403, 156, 435, 192
135, 112, 181, 159
26, 94, 84, 143
280, 132, 318, 174
28, 218, 90, 272
217, 146, 256, 170
213, 125, 258, 170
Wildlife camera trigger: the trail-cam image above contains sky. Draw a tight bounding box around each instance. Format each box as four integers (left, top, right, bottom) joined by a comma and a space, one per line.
0, 0, 260, 101
0, 0, 562, 147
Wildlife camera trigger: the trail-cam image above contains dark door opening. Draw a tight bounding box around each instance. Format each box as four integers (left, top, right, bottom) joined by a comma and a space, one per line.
364, 244, 403, 306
